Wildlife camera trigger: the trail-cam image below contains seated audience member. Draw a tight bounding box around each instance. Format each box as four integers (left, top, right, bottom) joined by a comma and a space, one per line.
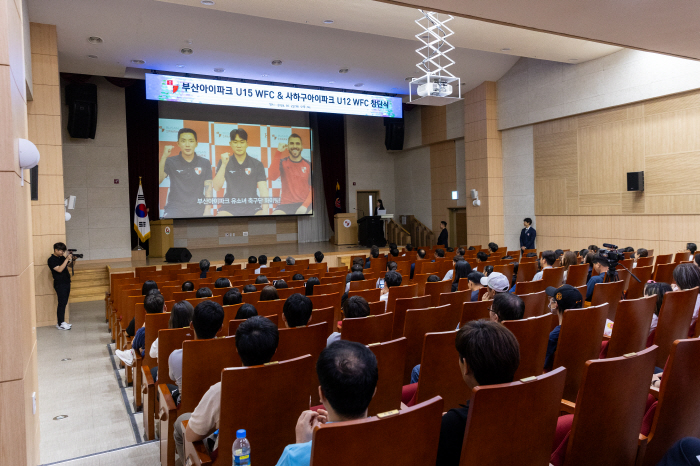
274, 279, 289, 289
116, 292, 165, 366
177, 316, 279, 463
446, 247, 454, 253
489, 293, 525, 323
561, 251, 578, 283
182, 281, 195, 292
390, 248, 400, 257
292, 273, 305, 281
276, 341, 378, 466
243, 284, 257, 293
345, 270, 366, 293
509, 264, 519, 292
248, 256, 257, 266
255, 255, 268, 274
216, 253, 234, 271
260, 285, 279, 302
377, 262, 397, 288
466, 271, 484, 301
314, 251, 324, 264
434, 249, 445, 260
451, 261, 473, 293
365, 245, 380, 268
476, 251, 489, 263
405, 243, 414, 252
255, 275, 269, 285
583, 252, 595, 282
554, 249, 564, 260
672, 263, 700, 320
435, 320, 520, 466
656, 437, 700, 466
282, 293, 313, 327
199, 259, 210, 279
480, 272, 511, 301
544, 285, 583, 371
681, 243, 697, 256
588, 244, 600, 253
380, 271, 402, 308
347, 260, 364, 283
532, 250, 556, 281
695, 253, 700, 269
273, 256, 282, 263
585, 254, 609, 302
327, 295, 370, 346
286, 256, 296, 266
457, 247, 465, 256
389, 243, 398, 250
305, 277, 321, 296
443, 255, 464, 282
169, 300, 224, 395
483, 265, 494, 276
488, 242, 499, 253
235, 303, 258, 320
579, 249, 589, 260
410, 249, 427, 279
126, 280, 159, 336
644, 282, 672, 333
468, 246, 476, 251
214, 277, 231, 289
634, 248, 648, 268
222, 288, 242, 306
148, 300, 194, 386
196, 287, 213, 298
427, 274, 440, 283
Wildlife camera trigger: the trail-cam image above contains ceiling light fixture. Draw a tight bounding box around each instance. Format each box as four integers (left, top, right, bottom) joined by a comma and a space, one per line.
214, 68, 224, 73
328, 81, 335, 84
176, 64, 185, 68
87, 36, 103, 44
323, 20, 334, 24
500, 48, 511, 52
201, 0, 215, 4
131, 59, 145, 65
271, 59, 282, 66
354, 83, 363, 87
87, 54, 98, 59
261, 74, 268, 77
338, 68, 349, 74
180, 47, 193, 55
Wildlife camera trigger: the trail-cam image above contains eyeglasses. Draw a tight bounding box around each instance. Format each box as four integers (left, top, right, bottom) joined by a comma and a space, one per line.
488, 307, 494, 312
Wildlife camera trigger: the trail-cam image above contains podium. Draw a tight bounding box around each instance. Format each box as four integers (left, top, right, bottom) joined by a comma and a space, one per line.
149, 219, 174, 258
334, 213, 358, 245
358, 216, 387, 247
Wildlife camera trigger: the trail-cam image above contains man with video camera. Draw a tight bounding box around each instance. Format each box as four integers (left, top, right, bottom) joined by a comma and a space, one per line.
47, 242, 73, 330
585, 244, 625, 302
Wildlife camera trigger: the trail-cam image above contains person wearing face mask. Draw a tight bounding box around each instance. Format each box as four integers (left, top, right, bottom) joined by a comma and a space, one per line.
268, 133, 312, 215
543, 284, 583, 371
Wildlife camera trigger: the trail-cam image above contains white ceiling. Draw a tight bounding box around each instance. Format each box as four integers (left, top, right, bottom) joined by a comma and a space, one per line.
379, 0, 700, 61
27, 0, 621, 94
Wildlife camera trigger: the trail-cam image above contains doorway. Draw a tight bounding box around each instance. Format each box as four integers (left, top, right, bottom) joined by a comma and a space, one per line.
356, 190, 380, 219
450, 208, 467, 248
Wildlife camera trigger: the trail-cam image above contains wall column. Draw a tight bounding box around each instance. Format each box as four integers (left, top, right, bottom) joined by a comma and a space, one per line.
464, 82, 503, 248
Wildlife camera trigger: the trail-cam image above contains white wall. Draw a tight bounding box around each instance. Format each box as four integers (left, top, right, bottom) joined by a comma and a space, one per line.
62, 78, 131, 260
501, 125, 535, 251
498, 49, 700, 130
394, 146, 431, 226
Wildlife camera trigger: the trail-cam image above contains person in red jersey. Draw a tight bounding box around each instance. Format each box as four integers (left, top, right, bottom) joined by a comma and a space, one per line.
268, 133, 313, 215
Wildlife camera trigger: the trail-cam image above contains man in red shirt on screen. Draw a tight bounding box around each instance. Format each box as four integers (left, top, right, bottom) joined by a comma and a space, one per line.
269, 133, 313, 215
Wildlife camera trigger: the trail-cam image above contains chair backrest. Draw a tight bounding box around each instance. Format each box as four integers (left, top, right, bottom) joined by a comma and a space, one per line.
216, 355, 314, 466
309, 292, 341, 327
410, 273, 429, 295
341, 313, 394, 345
395, 261, 411, 277
457, 277, 471, 291
349, 279, 377, 291
390, 295, 432, 339
590, 280, 624, 320
518, 291, 547, 318
274, 322, 327, 404
368, 301, 386, 315
653, 262, 678, 284
438, 290, 469, 309
424, 280, 452, 307
367, 337, 407, 416
417, 261, 440, 275
606, 296, 655, 358
347, 287, 381, 303
276, 287, 305, 299
143, 313, 171, 366
460, 300, 491, 326
653, 287, 698, 367
625, 266, 653, 299
515, 280, 545, 295
616, 268, 632, 293
255, 299, 285, 317
655, 253, 673, 267
309, 397, 444, 466
403, 304, 461, 384
503, 314, 552, 380
369, 256, 388, 271
553, 303, 608, 401
219, 304, 243, 337
415, 330, 469, 411
516, 262, 538, 283
135, 265, 157, 280
635, 256, 654, 267
460, 368, 567, 466
386, 284, 418, 315
186, 295, 224, 308
181, 337, 241, 412
641, 339, 700, 466
311, 306, 335, 337
541, 267, 565, 289
565, 264, 589, 287
492, 264, 514, 282
329, 266, 348, 273
313, 282, 344, 297
227, 314, 278, 336
563, 346, 658, 466
240, 290, 261, 304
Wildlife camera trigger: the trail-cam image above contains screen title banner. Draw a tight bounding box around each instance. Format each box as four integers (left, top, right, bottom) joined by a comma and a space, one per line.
146, 74, 402, 118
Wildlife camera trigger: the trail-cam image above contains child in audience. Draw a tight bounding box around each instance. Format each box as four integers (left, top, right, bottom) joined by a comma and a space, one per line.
255, 275, 269, 284
544, 285, 583, 371
561, 251, 578, 284
235, 303, 258, 320
274, 279, 289, 289
243, 284, 257, 293
314, 251, 324, 263
222, 288, 242, 306
465, 271, 484, 301
182, 281, 195, 292
344, 271, 365, 293
214, 277, 231, 288
199, 259, 210, 279
281, 293, 313, 327
533, 250, 556, 281
327, 296, 370, 346
248, 256, 257, 265
483, 265, 494, 276
509, 264, 519, 293
115, 292, 165, 366
273, 256, 282, 263
196, 287, 213, 298
443, 255, 464, 282
305, 277, 321, 296
260, 285, 279, 301
426, 274, 440, 282
644, 282, 672, 333
451, 261, 473, 293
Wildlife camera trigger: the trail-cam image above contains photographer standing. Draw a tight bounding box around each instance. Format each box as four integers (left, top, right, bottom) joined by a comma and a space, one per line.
48, 242, 73, 330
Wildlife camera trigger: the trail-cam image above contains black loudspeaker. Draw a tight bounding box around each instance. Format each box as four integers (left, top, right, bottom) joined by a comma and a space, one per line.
384, 117, 404, 151
65, 83, 98, 139
627, 171, 644, 192
165, 247, 192, 263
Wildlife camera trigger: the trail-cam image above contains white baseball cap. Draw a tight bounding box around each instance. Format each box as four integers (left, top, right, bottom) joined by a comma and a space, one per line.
480, 272, 510, 292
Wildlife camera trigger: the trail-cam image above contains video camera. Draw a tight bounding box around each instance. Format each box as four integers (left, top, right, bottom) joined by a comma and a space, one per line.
68, 249, 83, 259
598, 243, 624, 265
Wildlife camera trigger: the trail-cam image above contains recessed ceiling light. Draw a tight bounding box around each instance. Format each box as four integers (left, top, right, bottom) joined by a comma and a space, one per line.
323, 20, 334, 24
131, 59, 145, 65
201, 0, 215, 4
271, 59, 283, 66
87, 55, 98, 59
354, 83, 363, 87
500, 48, 511, 52
339, 68, 349, 74
261, 74, 268, 77
404, 76, 414, 81
180, 48, 193, 55
87, 36, 103, 44
328, 81, 335, 84
176, 64, 185, 68
214, 68, 224, 73
569, 58, 578, 62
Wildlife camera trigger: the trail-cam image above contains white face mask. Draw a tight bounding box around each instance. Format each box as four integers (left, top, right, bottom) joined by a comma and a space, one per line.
672, 283, 680, 292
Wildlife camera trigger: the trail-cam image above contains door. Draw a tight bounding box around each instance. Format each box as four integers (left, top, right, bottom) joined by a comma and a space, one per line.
356, 190, 379, 219
454, 209, 467, 247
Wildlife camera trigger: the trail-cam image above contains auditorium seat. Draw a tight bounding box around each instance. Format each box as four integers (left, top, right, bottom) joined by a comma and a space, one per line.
438, 290, 469, 310
390, 295, 431, 339
136, 313, 171, 439
460, 300, 490, 326
309, 292, 341, 326
349, 279, 376, 291
312, 306, 335, 337
649, 287, 698, 367
255, 299, 285, 317
564, 264, 589, 287
341, 313, 393, 345
589, 280, 624, 320
348, 287, 381, 303
367, 337, 407, 416
515, 279, 545, 295
274, 322, 327, 404
241, 291, 261, 304
600, 296, 655, 359
385, 284, 418, 316
653, 262, 678, 284
503, 314, 551, 380
368, 300, 387, 315
518, 290, 547, 318
424, 280, 451, 307
636, 256, 654, 268
541, 267, 565, 289
276, 286, 306, 299
625, 266, 653, 299
227, 314, 278, 336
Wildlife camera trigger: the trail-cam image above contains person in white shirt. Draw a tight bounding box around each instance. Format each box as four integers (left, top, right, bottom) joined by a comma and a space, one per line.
532, 250, 556, 281
443, 255, 465, 282
375, 262, 398, 288
345, 271, 365, 293
149, 301, 194, 361
254, 254, 268, 274
327, 296, 370, 346
643, 282, 672, 334
380, 271, 403, 310
671, 264, 700, 320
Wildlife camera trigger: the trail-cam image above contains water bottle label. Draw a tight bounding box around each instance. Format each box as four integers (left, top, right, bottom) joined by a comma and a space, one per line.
234, 454, 250, 465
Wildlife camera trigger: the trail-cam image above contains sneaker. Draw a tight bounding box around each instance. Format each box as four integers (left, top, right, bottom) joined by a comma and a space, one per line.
115, 348, 135, 366
60, 322, 72, 329
56, 324, 70, 330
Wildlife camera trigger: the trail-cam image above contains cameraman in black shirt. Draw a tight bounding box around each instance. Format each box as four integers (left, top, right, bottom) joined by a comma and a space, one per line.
47, 242, 73, 330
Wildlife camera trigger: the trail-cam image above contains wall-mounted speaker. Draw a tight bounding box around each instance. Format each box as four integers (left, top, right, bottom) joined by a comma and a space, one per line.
384, 117, 404, 151
65, 83, 98, 139
627, 171, 644, 192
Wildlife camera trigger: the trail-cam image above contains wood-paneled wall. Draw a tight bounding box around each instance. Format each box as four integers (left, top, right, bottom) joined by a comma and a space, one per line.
0, 4, 40, 465
534, 88, 700, 255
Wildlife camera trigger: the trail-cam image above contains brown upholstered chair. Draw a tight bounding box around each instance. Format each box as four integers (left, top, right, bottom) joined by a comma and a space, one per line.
424, 280, 452, 307
653, 262, 678, 284
460, 300, 491, 326
515, 279, 545, 295
503, 314, 552, 380
227, 314, 278, 336
438, 290, 470, 309
603, 296, 655, 359
625, 266, 653, 299
518, 290, 547, 318
276, 287, 306, 299
636, 257, 654, 267
367, 337, 407, 416
309, 292, 341, 327
311, 306, 335, 337
541, 267, 565, 289
241, 290, 261, 304
349, 279, 376, 291
589, 280, 624, 320
390, 294, 430, 339
651, 287, 698, 367
341, 313, 394, 345
348, 287, 381, 303
564, 264, 589, 287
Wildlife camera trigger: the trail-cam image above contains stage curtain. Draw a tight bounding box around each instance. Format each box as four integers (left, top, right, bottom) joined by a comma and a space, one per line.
298, 113, 332, 242
315, 112, 346, 232
125, 80, 159, 252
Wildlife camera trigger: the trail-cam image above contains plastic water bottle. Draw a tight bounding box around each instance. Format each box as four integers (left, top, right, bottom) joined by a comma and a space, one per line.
233, 429, 250, 465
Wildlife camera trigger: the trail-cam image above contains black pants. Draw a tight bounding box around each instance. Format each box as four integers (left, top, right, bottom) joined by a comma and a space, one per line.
54, 282, 70, 325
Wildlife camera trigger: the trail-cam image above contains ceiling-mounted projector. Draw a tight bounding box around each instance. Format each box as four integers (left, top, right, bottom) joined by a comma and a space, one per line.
417, 82, 453, 97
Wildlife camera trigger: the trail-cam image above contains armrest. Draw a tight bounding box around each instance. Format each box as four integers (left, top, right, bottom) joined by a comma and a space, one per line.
560, 399, 576, 414
184, 419, 213, 466
158, 383, 177, 421
649, 386, 660, 399
142, 364, 155, 391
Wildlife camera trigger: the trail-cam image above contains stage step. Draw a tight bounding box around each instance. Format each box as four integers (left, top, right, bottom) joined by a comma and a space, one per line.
69, 266, 110, 303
